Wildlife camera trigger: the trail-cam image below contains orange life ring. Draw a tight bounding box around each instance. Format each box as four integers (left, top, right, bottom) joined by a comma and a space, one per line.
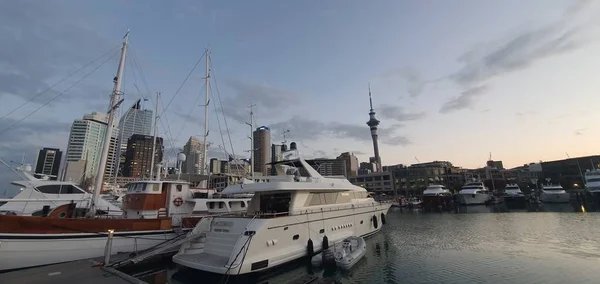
173, 197, 184, 207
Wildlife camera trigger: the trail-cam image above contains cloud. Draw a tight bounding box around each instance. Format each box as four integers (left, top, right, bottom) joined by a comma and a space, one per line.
270, 116, 410, 147
449, 1, 593, 87
0, 1, 114, 105
380, 67, 427, 97
439, 85, 488, 114
378, 105, 426, 123
574, 128, 587, 136
516, 111, 536, 117
219, 79, 299, 124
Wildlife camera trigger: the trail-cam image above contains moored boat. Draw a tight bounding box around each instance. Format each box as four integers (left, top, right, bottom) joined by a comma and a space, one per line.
456, 182, 492, 205
172, 154, 391, 275
539, 184, 570, 203
422, 184, 453, 212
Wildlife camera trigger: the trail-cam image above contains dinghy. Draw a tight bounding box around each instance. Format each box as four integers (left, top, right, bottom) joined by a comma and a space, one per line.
334, 236, 366, 270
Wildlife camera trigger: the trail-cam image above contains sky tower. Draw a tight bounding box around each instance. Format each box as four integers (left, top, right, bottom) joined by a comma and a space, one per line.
366, 84, 381, 172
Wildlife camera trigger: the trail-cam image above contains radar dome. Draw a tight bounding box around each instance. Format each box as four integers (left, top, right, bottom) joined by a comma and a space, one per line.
23, 164, 32, 172
177, 153, 187, 162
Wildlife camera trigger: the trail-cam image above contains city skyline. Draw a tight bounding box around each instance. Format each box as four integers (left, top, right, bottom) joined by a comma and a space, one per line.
1, 1, 600, 187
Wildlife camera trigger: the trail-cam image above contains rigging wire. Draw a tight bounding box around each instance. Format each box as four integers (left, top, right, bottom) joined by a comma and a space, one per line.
209, 60, 238, 161
173, 82, 206, 144
129, 47, 178, 159
0, 50, 120, 136
0, 44, 121, 122
158, 52, 206, 118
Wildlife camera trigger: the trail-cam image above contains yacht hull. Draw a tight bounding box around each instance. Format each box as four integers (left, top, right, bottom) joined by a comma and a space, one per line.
539, 192, 570, 203
456, 193, 490, 205
0, 230, 178, 271
173, 203, 391, 275
0, 214, 179, 271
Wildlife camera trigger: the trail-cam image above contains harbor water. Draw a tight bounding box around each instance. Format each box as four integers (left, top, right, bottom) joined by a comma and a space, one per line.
138, 206, 600, 284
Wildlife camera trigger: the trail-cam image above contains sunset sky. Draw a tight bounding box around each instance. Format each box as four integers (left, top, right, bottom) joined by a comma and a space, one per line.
1, 0, 600, 189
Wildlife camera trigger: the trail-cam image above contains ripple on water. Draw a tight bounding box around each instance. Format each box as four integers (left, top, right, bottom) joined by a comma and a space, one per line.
151, 210, 600, 284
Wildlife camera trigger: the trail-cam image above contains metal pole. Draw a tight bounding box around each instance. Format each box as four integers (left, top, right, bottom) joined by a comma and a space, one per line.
91, 30, 129, 215
103, 229, 115, 265
149, 92, 160, 179
200, 50, 210, 188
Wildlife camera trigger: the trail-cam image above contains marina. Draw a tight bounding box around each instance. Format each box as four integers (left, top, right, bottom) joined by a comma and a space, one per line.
3, 1, 600, 283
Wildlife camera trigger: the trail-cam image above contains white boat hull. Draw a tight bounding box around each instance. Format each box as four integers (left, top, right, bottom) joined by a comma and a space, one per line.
0, 230, 178, 271
539, 192, 570, 203
173, 203, 391, 275
457, 193, 491, 205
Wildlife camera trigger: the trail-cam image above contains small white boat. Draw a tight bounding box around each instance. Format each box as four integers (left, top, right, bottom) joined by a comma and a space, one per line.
333, 236, 366, 270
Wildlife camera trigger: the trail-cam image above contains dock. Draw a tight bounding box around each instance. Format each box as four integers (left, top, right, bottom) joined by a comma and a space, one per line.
0, 259, 147, 284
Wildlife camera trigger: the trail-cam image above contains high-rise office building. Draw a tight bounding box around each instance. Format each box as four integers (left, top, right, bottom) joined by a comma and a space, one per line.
209, 158, 221, 174
63, 112, 118, 182
182, 136, 205, 174
122, 134, 163, 178
118, 99, 153, 152
336, 152, 359, 177
35, 147, 62, 179
253, 126, 271, 175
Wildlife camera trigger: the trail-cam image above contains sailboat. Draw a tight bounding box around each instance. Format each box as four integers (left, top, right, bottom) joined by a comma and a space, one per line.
0, 32, 200, 271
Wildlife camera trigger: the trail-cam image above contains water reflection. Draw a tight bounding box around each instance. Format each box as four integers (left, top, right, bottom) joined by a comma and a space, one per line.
139, 210, 600, 284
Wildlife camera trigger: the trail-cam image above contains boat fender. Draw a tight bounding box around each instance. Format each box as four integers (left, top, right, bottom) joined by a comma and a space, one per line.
472, 194, 476, 198
380, 213, 386, 225
372, 215, 378, 229
307, 239, 314, 260
322, 235, 329, 250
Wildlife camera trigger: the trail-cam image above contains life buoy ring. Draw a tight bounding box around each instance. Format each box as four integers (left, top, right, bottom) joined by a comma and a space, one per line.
173, 197, 184, 207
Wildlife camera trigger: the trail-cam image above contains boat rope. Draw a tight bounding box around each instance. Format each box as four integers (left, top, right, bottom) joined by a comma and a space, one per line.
0, 49, 120, 137
0, 44, 121, 122
218, 233, 254, 284
158, 52, 206, 118
172, 81, 206, 144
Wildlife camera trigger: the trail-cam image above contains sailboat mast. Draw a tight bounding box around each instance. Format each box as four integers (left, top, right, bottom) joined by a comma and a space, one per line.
149, 92, 160, 179
200, 50, 210, 187
90, 30, 129, 214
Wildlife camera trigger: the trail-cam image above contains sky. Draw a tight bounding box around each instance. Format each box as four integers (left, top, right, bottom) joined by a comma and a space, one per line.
1, 0, 600, 190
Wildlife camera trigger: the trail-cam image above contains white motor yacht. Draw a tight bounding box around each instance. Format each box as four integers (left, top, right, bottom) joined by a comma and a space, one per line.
539, 184, 570, 203
503, 183, 526, 203
584, 169, 600, 195
456, 182, 492, 205
0, 167, 121, 216
173, 156, 391, 275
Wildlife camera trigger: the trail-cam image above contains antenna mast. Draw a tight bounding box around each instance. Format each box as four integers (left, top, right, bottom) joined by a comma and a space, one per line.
90, 30, 129, 215
149, 92, 160, 179
200, 49, 210, 188
245, 104, 256, 179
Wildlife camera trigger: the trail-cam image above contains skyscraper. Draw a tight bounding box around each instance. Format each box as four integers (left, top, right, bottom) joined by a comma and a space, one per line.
253, 126, 271, 175
336, 152, 359, 177
182, 136, 205, 174
64, 112, 118, 182
35, 147, 62, 179
366, 85, 381, 172
122, 134, 163, 178
118, 99, 153, 152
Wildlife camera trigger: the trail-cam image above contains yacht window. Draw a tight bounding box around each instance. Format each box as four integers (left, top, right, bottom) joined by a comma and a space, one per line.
308, 194, 322, 206
193, 192, 209, 198
336, 192, 352, 204
37, 184, 83, 194
152, 184, 160, 192
323, 193, 338, 204
587, 178, 600, 182
259, 193, 291, 215
176, 185, 183, 192
293, 234, 299, 240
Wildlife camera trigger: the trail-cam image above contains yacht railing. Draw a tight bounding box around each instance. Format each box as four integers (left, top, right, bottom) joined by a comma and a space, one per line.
216, 199, 391, 219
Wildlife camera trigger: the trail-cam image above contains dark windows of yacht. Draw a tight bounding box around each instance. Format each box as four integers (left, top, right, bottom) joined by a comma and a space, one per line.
36, 184, 84, 194
259, 193, 291, 215
306, 192, 369, 206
